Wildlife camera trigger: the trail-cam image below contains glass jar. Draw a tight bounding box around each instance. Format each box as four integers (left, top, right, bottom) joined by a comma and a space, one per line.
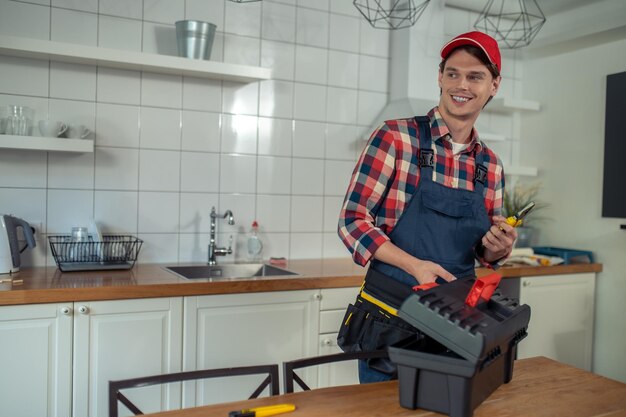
70, 226, 91, 261
5, 105, 34, 136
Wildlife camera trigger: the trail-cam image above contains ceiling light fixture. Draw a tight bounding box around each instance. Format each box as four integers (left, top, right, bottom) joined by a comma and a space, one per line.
474, 0, 546, 49
227, 0, 261, 3
353, 0, 431, 30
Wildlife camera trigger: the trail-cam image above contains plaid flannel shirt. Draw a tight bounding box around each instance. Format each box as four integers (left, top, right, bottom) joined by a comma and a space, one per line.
338, 107, 505, 267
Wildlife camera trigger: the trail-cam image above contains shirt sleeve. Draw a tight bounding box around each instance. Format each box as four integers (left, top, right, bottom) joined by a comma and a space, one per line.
337, 123, 397, 266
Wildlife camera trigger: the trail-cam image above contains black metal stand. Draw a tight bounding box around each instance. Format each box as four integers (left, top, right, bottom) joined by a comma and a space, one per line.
621, 224, 626, 230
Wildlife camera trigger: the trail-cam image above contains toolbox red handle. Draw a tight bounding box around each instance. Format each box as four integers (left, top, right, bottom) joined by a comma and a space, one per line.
412, 282, 439, 292
465, 272, 502, 307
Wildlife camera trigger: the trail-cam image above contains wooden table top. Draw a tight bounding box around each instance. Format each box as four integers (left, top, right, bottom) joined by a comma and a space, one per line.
0, 258, 601, 306
142, 357, 626, 417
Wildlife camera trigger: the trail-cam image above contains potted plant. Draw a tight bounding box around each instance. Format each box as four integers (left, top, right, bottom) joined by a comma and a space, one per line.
503, 182, 548, 247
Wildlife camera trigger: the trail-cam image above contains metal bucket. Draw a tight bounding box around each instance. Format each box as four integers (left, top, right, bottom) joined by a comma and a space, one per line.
175, 20, 216, 60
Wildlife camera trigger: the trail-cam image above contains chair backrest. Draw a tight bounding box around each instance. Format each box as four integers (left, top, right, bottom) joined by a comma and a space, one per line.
109, 364, 279, 417
283, 350, 389, 393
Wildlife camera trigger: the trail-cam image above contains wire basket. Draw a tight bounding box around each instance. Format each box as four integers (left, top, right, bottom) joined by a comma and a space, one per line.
48, 235, 143, 272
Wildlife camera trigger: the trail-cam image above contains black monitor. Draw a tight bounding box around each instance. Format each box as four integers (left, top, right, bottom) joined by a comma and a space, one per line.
602, 71, 626, 219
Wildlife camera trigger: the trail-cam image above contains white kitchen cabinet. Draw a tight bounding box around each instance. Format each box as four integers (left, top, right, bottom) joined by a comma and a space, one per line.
500, 273, 596, 370
73, 297, 183, 417
0, 303, 73, 417
0, 298, 183, 417
183, 290, 320, 406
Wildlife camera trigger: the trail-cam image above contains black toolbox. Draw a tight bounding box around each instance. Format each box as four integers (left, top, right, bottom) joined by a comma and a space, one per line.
388, 277, 531, 417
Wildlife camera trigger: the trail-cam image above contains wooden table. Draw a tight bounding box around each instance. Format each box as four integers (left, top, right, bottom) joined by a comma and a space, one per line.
142, 357, 626, 417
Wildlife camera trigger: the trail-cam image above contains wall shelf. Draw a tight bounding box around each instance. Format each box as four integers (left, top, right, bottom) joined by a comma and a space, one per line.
0, 135, 94, 153
487, 98, 541, 114
505, 165, 538, 176
0, 35, 271, 83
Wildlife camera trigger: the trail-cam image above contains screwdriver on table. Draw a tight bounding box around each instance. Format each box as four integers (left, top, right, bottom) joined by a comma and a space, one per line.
229, 403, 296, 417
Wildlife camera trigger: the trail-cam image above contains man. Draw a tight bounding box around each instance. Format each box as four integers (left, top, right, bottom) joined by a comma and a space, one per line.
337, 31, 517, 383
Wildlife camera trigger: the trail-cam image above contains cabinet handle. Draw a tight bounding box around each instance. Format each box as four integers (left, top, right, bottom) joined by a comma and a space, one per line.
523, 280, 531, 287
314, 293, 322, 300
78, 305, 90, 314
322, 338, 333, 346
60, 306, 72, 315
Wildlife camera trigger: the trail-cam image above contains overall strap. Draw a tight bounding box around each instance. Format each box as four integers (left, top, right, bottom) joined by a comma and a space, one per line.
415, 116, 433, 179
473, 145, 487, 195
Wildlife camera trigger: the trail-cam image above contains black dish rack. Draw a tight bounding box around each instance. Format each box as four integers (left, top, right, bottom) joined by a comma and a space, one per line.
48, 235, 143, 272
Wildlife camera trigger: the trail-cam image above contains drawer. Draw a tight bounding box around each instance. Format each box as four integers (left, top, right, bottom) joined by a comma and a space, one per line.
320, 309, 346, 334
320, 287, 358, 310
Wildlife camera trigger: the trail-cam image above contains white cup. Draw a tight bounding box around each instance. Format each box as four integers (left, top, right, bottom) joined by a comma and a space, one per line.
68, 124, 92, 139
39, 120, 68, 137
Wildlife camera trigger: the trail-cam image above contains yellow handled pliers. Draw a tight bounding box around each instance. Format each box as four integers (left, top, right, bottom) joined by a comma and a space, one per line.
505, 201, 536, 228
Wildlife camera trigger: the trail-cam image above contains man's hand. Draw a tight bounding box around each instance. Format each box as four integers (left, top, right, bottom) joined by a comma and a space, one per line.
373, 241, 456, 285
481, 215, 518, 263
406, 259, 456, 285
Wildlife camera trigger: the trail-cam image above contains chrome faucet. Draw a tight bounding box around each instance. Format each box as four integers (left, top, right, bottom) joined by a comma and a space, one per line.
208, 206, 234, 265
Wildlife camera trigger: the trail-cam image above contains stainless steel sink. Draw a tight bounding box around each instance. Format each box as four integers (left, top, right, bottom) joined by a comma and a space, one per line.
165, 263, 298, 280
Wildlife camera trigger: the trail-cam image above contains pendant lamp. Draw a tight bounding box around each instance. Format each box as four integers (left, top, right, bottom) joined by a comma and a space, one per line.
474, 0, 546, 49
353, 0, 430, 30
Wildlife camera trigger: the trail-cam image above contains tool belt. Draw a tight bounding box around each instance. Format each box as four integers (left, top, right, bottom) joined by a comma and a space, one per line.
337, 268, 421, 374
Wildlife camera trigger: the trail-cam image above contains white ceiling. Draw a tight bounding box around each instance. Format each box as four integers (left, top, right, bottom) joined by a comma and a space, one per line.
444, 0, 590, 17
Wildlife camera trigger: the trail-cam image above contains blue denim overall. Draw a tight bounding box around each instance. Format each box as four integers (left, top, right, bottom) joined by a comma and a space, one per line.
360, 116, 492, 382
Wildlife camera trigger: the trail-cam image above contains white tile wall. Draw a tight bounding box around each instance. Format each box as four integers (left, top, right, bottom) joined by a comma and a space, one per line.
48, 152, 95, 189
97, 68, 141, 105
138, 191, 180, 233
0, 0, 400, 266
99, 0, 143, 20
139, 149, 180, 191
50, 62, 97, 101
295, 45, 328, 84
296, 8, 329, 48
262, 2, 296, 43
291, 158, 324, 195
51, 9, 98, 45
139, 107, 181, 150
0, 1, 50, 39
98, 15, 143, 51
260, 40, 295, 81
224, 0, 261, 37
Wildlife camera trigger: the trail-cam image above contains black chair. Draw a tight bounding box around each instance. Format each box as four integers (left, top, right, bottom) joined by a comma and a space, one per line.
109, 364, 279, 417
283, 350, 389, 393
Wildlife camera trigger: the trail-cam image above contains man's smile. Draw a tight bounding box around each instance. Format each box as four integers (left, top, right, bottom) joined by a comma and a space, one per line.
452, 95, 471, 103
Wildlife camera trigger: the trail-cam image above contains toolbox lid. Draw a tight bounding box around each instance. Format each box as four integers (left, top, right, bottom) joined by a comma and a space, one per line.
398, 278, 531, 364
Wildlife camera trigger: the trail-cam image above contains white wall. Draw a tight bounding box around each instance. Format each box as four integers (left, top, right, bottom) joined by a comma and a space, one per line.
0, 0, 392, 265
522, 38, 626, 382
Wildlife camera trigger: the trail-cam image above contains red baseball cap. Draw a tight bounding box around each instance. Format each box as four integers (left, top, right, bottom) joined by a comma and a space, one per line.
440, 31, 501, 73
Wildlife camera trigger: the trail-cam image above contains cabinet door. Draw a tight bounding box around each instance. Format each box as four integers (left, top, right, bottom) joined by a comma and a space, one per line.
73, 297, 183, 417
183, 290, 320, 406
517, 273, 595, 371
0, 303, 72, 417
317, 334, 360, 389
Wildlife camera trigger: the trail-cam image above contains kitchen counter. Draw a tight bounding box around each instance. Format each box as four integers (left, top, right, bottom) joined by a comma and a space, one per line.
0, 258, 602, 306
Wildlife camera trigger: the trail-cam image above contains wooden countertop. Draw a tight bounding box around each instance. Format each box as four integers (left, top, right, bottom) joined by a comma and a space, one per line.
0, 258, 602, 306
142, 356, 626, 417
